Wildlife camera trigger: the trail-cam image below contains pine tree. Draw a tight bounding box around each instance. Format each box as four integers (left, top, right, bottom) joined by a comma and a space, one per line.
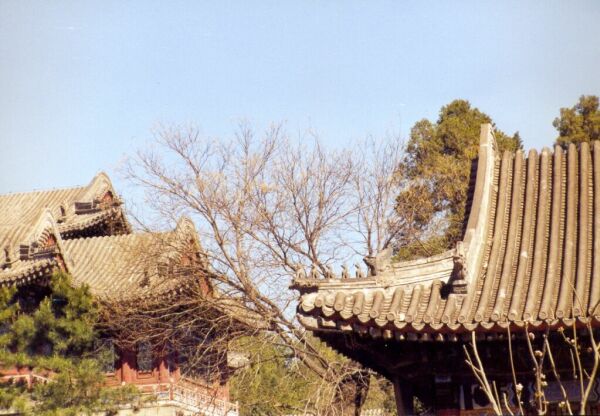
395, 99, 522, 259
553, 95, 600, 145
0, 272, 138, 415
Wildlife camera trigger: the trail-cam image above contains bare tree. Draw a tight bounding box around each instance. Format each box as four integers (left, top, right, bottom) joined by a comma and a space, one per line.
465, 319, 600, 416
121, 123, 405, 415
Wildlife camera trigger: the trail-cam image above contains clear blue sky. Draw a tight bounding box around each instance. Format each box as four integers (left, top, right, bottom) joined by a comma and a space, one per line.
1, 1, 599, 197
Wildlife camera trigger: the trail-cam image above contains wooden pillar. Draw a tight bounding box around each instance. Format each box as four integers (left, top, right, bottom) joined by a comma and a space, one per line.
393, 377, 414, 416
121, 348, 136, 383
154, 344, 169, 383
158, 355, 169, 383
169, 349, 181, 381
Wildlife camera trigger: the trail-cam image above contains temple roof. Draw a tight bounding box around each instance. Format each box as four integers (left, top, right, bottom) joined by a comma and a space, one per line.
0, 174, 261, 331
0, 174, 204, 300
0, 209, 202, 300
293, 124, 600, 340
0, 172, 130, 241
63, 217, 202, 299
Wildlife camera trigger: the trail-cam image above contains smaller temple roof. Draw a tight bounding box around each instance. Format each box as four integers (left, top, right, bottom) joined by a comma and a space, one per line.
0, 173, 202, 300
63, 217, 203, 299
0, 174, 262, 331
0, 172, 130, 241
0, 211, 203, 300
293, 125, 600, 341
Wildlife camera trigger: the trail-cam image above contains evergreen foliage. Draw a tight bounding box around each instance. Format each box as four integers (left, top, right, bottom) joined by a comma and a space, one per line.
0, 272, 138, 415
553, 95, 600, 145
230, 334, 395, 415
231, 338, 312, 415
395, 99, 522, 259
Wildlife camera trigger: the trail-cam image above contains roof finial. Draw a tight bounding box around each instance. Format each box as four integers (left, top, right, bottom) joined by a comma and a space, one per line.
450, 241, 468, 294
354, 263, 365, 279
324, 265, 335, 279
363, 247, 392, 277
341, 264, 349, 279
294, 264, 307, 280
310, 265, 320, 280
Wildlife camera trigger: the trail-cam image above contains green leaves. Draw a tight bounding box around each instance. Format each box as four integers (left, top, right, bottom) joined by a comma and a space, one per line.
230, 334, 395, 414
554, 95, 600, 145
395, 99, 522, 259
0, 272, 137, 414
230, 336, 314, 414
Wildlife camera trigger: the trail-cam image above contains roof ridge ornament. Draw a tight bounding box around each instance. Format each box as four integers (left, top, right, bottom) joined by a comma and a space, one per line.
310, 265, 320, 280
341, 264, 350, 279
2, 246, 11, 270
324, 265, 334, 279
363, 247, 392, 277
449, 241, 468, 294
292, 262, 370, 283
294, 264, 307, 280
354, 263, 365, 279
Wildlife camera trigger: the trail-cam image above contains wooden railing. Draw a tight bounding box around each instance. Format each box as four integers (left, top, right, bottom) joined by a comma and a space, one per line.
171, 382, 238, 416
0, 370, 53, 389
134, 378, 238, 416
1, 370, 238, 416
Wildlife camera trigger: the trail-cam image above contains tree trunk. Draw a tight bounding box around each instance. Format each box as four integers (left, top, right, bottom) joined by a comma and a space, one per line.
328, 366, 371, 416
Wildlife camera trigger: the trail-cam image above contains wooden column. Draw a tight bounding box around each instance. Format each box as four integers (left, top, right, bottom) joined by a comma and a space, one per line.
393, 377, 414, 416
158, 355, 169, 383
154, 344, 170, 383
121, 348, 136, 383
169, 349, 181, 381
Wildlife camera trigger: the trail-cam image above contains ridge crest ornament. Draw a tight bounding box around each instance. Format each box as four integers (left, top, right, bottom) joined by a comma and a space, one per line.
450, 241, 468, 294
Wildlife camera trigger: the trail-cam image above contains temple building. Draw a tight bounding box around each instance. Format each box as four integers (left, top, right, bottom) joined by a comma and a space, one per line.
293, 125, 600, 415
0, 173, 242, 416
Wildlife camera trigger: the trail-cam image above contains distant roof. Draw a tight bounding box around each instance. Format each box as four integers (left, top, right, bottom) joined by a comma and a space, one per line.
0, 172, 130, 243
0, 175, 260, 331
63, 217, 202, 299
0, 173, 202, 300
294, 124, 600, 341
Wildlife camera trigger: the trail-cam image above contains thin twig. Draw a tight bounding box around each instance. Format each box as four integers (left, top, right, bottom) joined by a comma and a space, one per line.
507, 326, 524, 415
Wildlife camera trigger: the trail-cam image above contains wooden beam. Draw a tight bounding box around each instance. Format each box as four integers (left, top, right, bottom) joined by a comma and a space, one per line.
393, 377, 414, 416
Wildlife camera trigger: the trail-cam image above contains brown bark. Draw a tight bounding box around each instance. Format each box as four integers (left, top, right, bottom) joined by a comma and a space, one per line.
329, 366, 371, 416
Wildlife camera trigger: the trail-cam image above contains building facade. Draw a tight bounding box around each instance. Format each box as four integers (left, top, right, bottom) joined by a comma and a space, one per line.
0, 173, 240, 416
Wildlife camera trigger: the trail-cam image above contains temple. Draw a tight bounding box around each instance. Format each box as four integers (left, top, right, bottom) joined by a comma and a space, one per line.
0, 173, 242, 416
293, 125, 600, 414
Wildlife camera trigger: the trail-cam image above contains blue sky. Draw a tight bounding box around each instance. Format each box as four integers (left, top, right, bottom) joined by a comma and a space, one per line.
1, 1, 599, 197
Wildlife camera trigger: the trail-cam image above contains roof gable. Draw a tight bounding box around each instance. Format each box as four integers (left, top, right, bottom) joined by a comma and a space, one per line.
0, 209, 65, 286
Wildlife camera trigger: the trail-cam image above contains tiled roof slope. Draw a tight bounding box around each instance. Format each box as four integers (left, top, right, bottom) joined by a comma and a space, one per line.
0, 172, 130, 241
0, 173, 131, 288
62, 218, 201, 299
293, 124, 600, 339
0, 210, 203, 300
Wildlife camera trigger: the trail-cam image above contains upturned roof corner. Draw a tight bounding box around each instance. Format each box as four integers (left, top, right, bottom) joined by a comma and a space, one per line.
460, 123, 498, 289
294, 124, 600, 339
